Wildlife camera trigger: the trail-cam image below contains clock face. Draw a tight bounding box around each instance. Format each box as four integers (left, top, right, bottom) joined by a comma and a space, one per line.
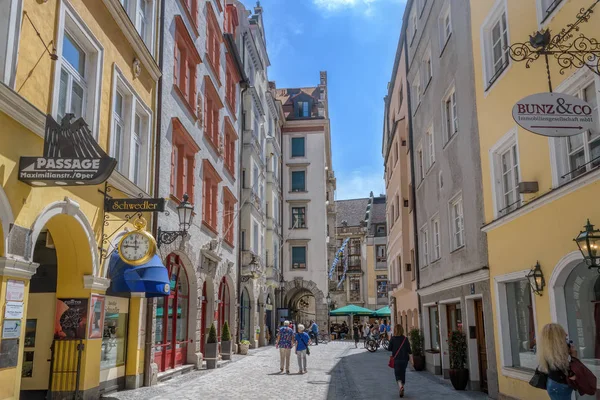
120, 233, 152, 263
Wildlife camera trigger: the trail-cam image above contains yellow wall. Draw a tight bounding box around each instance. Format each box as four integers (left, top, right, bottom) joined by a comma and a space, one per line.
469, 0, 600, 398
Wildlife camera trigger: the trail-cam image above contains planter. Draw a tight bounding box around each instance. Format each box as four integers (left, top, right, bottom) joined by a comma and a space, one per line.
205, 343, 218, 369
412, 355, 425, 371
449, 368, 469, 390
221, 341, 232, 360
239, 343, 249, 355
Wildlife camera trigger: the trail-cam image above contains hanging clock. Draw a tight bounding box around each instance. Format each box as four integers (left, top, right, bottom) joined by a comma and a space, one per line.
118, 218, 157, 266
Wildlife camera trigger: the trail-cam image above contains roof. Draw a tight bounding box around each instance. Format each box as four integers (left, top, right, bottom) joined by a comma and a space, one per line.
335, 198, 370, 227
370, 197, 387, 225
275, 87, 323, 120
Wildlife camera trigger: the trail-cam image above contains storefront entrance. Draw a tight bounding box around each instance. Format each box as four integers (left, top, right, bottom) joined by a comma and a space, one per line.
474, 299, 488, 393
154, 254, 189, 372
240, 288, 251, 340
218, 278, 230, 338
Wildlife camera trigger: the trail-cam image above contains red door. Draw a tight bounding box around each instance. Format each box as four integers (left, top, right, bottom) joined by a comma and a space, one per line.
201, 282, 207, 355
154, 254, 190, 372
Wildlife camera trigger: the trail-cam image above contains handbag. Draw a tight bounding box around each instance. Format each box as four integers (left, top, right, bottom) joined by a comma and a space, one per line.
529, 368, 548, 390
300, 334, 310, 356
568, 357, 597, 395
388, 337, 406, 368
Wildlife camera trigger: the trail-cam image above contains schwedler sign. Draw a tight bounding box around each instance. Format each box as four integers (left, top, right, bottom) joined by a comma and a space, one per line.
512, 92, 597, 137
18, 114, 117, 186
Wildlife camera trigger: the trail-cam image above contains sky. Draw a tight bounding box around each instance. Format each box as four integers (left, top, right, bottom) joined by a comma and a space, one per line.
239, 0, 406, 200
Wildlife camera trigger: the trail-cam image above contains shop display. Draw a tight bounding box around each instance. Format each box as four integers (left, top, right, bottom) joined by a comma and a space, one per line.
88, 294, 105, 339
101, 296, 129, 370
22, 351, 34, 377
54, 298, 88, 340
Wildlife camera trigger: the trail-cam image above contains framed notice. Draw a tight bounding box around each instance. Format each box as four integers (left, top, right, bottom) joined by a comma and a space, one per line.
2, 320, 21, 339
6, 279, 25, 301
88, 294, 105, 339
5, 301, 24, 319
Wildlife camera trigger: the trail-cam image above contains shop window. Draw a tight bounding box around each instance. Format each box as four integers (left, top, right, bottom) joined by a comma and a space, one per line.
503, 279, 536, 370
482, 3, 509, 90
0, 0, 22, 87
223, 117, 237, 177
111, 69, 152, 191
222, 187, 236, 246
291, 136, 305, 157
171, 118, 199, 202
449, 194, 464, 250
101, 296, 129, 370
292, 246, 307, 269
291, 206, 306, 228
240, 288, 251, 340
428, 306, 440, 350
204, 76, 223, 152
54, 6, 102, 134
202, 159, 222, 233
291, 170, 306, 192
174, 16, 201, 116
206, 3, 222, 82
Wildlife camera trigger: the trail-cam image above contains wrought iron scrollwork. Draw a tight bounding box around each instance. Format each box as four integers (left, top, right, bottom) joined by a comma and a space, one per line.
157, 228, 187, 247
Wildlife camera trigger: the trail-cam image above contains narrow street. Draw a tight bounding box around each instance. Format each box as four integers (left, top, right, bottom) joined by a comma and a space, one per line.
104, 342, 488, 400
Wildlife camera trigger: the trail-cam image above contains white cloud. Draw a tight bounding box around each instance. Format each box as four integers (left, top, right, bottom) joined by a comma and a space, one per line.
313, 0, 403, 14
335, 170, 385, 200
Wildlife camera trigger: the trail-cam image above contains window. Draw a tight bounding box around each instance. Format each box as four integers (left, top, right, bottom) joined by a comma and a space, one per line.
223, 117, 237, 176
426, 127, 435, 169
442, 88, 458, 143
482, 5, 509, 89
432, 217, 440, 260
422, 50, 432, 89
111, 69, 153, 190
410, 8, 417, 44
225, 53, 239, 113
174, 16, 201, 115
449, 195, 464, 250
417, 146, 425, 181
377, 225, 386, 236
204, 76, 224, 151
395, 195, 400, 220
224, 4, 239, 35
273, 240, 279, 270
291, 246, 307, 269
428, 306, 440, 350
350, 278, 360, 291
349, 238, 361, 269
291, 137, 305, 157
296, 101, 310, 118
206, 3, 222, 81
439, 3, 452, 52
0, 0, 22, 87
252, 163, 259, 189
491, 129, 521, 217
417, 0, 426, 15
376, 245, 386, 262
101, 296, 129, 370
291, 170, 306, 192
120, 0, 155, 49
420, 227, 428, 266
412, 74, 421, 112
377, 280, 388, 299
202, 159, 222, 233
539, 0, 564, 23
253, 221, 259, 254
222, 187, 237, 246
171, 118, 199, 200
291, 206, 306, 228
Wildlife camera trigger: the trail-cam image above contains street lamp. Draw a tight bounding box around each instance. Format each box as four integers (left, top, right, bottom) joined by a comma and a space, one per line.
157, 194, 194, 247
574, 219, 600, 268
326, 293, 331, 340
526, 262, 545, 296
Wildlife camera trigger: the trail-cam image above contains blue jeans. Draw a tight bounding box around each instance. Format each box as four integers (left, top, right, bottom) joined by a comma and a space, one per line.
547, 378, 573, 400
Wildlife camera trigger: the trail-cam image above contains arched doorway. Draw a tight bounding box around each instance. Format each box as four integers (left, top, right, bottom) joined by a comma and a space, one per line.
154, 253, 189, 372
288, 291, 316, 327
240, 287, 251, 340
265, 293, 273, 344
218, 277, 230, 338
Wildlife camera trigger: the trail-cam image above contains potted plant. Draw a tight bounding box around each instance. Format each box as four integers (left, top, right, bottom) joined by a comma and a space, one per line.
205, 323, 219, 369
448, 330, 469, 390
408, 328, 425, 371
239, 340, 250, 355
221, 321, 232, 360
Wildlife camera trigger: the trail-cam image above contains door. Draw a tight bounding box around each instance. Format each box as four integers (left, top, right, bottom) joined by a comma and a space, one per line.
201, 282, 207, 355
474, 299, 488, 393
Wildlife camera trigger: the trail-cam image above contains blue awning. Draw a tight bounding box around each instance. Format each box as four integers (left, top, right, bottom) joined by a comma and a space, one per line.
108, 251, 170, 297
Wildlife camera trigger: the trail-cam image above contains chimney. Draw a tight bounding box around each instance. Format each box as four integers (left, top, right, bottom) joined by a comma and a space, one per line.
254, 1, 263, 14
320, 71, 327, 86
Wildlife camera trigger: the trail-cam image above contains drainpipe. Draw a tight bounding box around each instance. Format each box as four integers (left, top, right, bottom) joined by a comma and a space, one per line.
145, 0, 165, 386
402, 33, 422, 329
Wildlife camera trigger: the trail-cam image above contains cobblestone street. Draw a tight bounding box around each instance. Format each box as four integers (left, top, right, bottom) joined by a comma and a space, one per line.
104, 342, 489, 400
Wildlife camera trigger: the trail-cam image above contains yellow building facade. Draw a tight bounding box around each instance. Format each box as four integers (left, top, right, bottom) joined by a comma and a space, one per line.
0, 0, 161, 398
470, 0, 600, 398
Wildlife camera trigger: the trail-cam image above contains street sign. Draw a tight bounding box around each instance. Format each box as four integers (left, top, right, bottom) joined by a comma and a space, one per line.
512, 92, 596, 137
105, 198, 166, 213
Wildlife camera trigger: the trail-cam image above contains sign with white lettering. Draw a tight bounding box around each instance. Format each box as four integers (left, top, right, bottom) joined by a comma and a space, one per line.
18, 114, 116, 186
512, 92, 597, 137
105, 198, 165, 213
4, 302, 24, 319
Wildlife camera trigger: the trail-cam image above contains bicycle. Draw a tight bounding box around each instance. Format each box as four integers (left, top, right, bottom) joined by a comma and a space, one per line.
318, 331, 329, 344
365, 334, 389, 352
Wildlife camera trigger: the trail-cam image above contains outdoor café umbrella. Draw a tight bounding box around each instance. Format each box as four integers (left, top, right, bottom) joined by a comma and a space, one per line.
329, 304, 374, 316
372, 306, 391, 318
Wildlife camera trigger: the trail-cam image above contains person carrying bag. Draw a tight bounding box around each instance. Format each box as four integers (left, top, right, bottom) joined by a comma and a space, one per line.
388, 324, 412, 398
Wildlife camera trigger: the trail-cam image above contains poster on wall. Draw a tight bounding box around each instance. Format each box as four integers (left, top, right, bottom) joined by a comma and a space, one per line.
24, 320, 37, 347
88, 294, 105, 339
54, 298, 88, 340
22, 351, 34, 377
2, 320, 21, 339
6, 279, 25, 301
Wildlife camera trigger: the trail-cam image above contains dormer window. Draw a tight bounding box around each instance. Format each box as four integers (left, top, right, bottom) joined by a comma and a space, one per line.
296, 101, 311, 118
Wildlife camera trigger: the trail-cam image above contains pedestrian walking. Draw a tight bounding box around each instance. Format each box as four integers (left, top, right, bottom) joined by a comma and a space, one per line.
537, 323, 576, 400
295, 324, 310, 374
276, 320, 294, 374
388, 324, 412, 398
353, 323, 360, 348
308, 320, 319, 345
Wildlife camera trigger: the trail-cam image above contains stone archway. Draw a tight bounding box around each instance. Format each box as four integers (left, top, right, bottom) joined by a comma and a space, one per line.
281, 278, 327, 332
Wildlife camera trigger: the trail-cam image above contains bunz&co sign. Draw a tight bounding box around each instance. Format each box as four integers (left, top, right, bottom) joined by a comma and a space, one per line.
18, 114, 116, 186
105, 198, 166, 213
512, 92, 597, 137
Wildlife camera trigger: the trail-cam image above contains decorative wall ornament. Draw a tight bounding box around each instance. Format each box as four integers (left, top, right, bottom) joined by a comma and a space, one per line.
132, 58, 142, 79
197, 93, 204, 124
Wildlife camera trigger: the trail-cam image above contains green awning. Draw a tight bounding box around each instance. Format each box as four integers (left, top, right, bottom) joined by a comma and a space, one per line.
329, 304, 374, 316
372, 306, 391, 317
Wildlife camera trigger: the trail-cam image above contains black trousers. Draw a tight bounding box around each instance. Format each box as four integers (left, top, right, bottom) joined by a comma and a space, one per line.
394, 359, 409, 384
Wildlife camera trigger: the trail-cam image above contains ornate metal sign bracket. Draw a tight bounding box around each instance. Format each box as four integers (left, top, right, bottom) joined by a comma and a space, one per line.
509, 0, 600, 92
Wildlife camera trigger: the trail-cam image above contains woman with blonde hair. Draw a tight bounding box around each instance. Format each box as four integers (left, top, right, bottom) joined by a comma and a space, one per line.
388, 324, 412, 398
537, 323, 575, 399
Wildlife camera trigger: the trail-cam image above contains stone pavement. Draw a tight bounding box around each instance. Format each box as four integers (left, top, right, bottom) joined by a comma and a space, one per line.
103, 341, 490, 400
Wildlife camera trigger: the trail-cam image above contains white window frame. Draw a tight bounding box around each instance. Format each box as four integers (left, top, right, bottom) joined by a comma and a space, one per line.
52, 1, 103, 138
490, 127, 522, 218
426, 124, 435, 170
432, 215, 441, 261
417, 0, 426, 16
121, 0, 156, 51
480, 0, 510, 92
536, 0, 566, 26
0, 0, 23, 88
550, 69, 600, 188
438, 1, 452, 54
109, 66, 153, 191
412, 73, 421, 114
410, 8, 418, 44
494, 269, 539, 376
448, 193, 464, 251
417, 144, 425, 182
422, 47, 432, 90
420, 225, 429, 267
442, 85, 458, 144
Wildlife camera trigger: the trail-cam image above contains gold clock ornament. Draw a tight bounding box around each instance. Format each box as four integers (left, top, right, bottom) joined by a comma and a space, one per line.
118, 217, 157, 266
